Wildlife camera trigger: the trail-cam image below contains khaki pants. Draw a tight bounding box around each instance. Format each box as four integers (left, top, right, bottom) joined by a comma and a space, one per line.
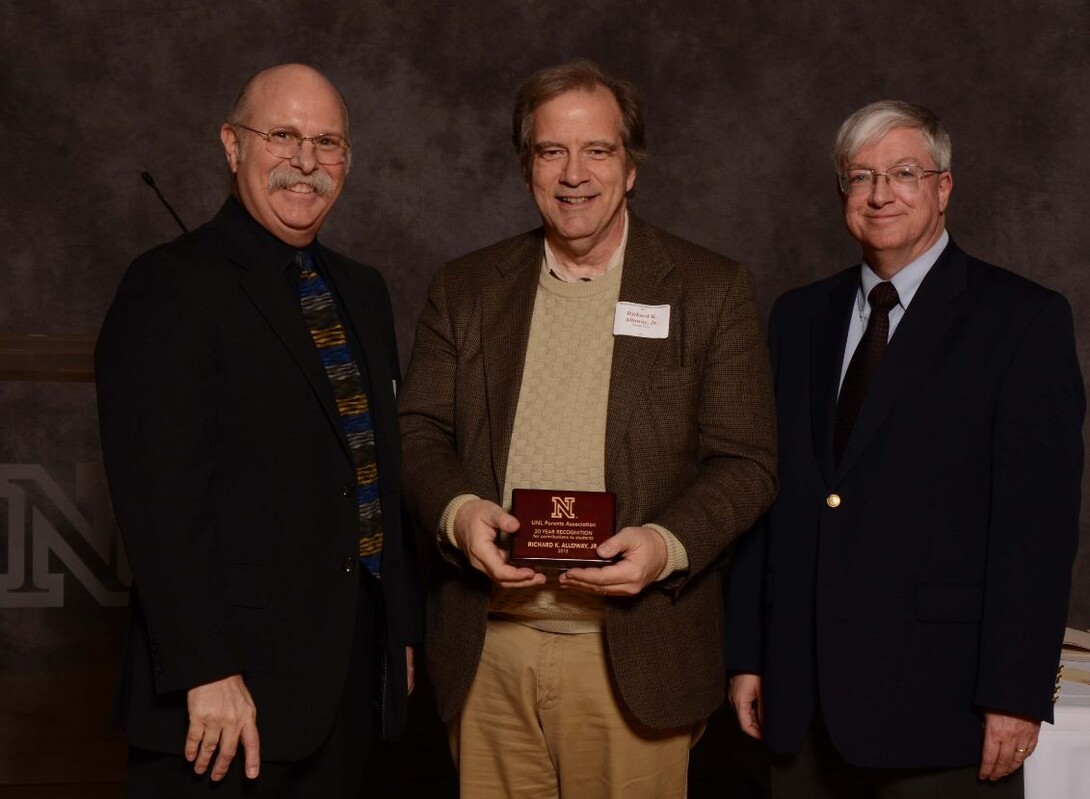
450, 618, 699, 798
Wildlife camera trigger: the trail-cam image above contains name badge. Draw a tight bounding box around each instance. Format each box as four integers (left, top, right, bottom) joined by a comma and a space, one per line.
614, 302, 670, 339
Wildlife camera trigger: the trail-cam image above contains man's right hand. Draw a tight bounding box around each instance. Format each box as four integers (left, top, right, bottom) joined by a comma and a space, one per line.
729, 673, 764, 740
453, 499, 545, 588
185, 673, 260, 781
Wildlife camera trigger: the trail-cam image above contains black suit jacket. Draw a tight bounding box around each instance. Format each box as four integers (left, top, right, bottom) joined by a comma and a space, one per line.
725, 240, 1083, 768
96, 199, 422, 760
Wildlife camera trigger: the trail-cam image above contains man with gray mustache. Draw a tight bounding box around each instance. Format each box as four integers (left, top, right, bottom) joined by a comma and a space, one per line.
96, 63, 421, 796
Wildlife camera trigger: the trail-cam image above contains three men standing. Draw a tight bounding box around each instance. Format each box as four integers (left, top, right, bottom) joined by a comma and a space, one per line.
399, 59, 778, 797
97, 64, 420, 796
97, 57, 1082, 799
725, 101, 1084, 797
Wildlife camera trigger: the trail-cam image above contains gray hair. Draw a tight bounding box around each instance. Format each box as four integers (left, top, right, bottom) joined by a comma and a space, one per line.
832, 100, 951, 172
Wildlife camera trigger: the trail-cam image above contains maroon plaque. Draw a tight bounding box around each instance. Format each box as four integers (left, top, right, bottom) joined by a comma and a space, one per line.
509, 488, 616, 569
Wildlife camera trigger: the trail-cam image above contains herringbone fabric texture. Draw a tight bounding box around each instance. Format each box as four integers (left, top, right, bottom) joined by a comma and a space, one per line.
399, 216, 778, 729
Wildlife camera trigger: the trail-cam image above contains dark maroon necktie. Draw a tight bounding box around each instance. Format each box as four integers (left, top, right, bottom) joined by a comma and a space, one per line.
834, 281, 900, 465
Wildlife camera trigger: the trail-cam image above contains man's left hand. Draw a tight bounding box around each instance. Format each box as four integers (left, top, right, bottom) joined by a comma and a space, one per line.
559, 526, 667, 596
978, 710, 1040, 781
406, 646, 415, 696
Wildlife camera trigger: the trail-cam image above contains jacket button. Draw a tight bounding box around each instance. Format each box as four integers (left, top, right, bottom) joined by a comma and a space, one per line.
826, 493, 841, 508
342, 557, 356, 573
342, 483, 355, 498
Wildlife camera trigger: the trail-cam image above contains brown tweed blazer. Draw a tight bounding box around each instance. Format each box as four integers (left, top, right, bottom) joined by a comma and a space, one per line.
399, 214, 777, 729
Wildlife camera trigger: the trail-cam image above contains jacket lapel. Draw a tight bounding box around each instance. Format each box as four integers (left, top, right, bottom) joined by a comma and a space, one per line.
212, 205, 353, 463
322, 251, 400, 473
810, 269, 859, 486
604, 217, 675, 476
480, 233, 543, 495
834, 243, 968, 478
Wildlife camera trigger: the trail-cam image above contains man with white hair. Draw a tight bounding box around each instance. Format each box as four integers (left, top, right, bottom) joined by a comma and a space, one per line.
97, 63, 420, 795
725, 100, 1083, 797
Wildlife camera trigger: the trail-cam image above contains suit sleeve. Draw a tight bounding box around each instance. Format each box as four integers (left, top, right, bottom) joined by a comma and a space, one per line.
370, 270, 425, 646
652, 264, 778, 585
398, 266, 479, 547
974, 291, 1084, 721
722, 295, 784, 673
96, 251, 244, 694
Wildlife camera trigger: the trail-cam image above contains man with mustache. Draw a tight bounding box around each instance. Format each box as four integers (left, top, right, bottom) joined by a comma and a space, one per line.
96, 63, 421, 796
399, 59, 777, 797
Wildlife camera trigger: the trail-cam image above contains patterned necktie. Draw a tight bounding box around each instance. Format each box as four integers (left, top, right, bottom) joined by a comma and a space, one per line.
295, 251, 382, 576
833, 281, 900, 465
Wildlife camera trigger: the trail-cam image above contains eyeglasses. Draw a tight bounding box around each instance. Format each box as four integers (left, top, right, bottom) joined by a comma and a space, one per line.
235, 125, 350, 165
838, 164, 944, 194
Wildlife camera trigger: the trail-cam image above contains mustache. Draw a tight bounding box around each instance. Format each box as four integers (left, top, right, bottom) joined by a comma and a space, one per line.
266, 165, 333, 196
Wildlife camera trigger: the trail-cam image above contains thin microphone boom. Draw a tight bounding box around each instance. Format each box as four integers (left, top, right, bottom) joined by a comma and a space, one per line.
141, 171, 189, 234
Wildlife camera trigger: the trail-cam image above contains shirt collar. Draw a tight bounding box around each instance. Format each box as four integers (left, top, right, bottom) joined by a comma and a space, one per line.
543, 211, 629, 282
224, 195, 320, 274
858, 229, 949, 313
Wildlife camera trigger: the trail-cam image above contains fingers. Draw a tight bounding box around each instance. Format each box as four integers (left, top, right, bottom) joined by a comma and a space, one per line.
185, 675, 260, 781
240, 719, 261, 780
471, 542, 541, 587
560, 560, 643, 596
980, 711, 1040, 780
559, 527, 666, 596
473, 541, 543, 587
494, 568, 547, 589
184, 723, 204, 763
210, 731, 239, 781
728, 674, 764, 740
454, 500, 545, 587
979, 740, 1010, 781
983, 741, 1034, 781
757, 682, 766, 731
184, 720, 218, 774
736, 705, 762, 739
978, 731, 1003, 781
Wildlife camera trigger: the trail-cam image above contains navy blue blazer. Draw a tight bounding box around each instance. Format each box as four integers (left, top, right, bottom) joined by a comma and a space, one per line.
725, 240, 1083, 768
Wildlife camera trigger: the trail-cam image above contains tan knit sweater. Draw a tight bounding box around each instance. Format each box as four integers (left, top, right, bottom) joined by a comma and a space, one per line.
484, 250, 625, 631
441, 225, 688, 632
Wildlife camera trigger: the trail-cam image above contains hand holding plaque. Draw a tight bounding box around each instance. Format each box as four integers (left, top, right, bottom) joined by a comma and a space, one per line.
509, 489, 616, 569
452, 498, 546, 589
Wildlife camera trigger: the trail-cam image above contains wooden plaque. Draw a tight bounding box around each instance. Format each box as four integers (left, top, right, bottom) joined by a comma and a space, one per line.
509, 488, 616, 569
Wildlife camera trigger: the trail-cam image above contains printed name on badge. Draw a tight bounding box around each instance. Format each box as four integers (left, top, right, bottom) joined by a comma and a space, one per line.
614, 302, 671, 339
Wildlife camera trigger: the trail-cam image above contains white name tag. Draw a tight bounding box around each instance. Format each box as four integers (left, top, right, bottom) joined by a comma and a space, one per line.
613, 302, 670, 339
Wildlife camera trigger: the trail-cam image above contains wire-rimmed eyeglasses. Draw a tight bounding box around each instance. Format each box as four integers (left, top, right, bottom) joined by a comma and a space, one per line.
235, 125, 350, 166
838, 164, 944, 194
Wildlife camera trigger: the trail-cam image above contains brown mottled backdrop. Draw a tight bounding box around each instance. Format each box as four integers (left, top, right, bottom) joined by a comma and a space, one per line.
1, 1, 1087, 796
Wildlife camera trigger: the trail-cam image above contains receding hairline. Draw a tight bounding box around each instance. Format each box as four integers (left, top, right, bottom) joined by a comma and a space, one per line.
228, 63, 351, 137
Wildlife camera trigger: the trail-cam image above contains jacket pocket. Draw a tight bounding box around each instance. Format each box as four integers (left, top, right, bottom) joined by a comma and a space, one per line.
649, 364, 698, 389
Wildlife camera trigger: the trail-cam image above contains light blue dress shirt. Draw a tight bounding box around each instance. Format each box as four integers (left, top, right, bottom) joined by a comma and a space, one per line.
838, 230, 950, 394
